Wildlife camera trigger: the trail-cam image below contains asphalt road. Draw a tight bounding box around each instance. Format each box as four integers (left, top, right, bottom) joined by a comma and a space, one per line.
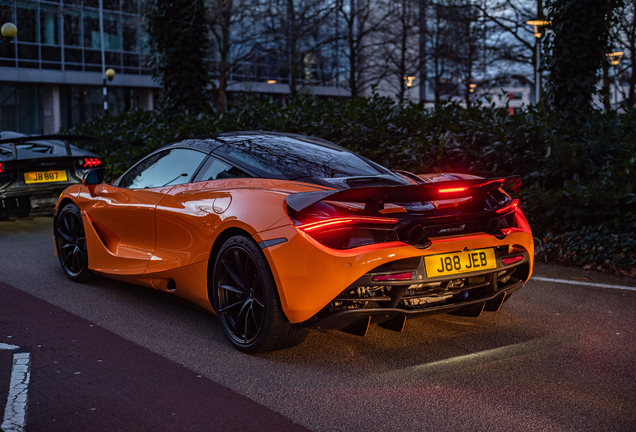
1, 217, 636, 432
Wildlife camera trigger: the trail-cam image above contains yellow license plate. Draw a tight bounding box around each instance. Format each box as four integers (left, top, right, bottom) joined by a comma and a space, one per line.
24, 170, 68, 184
425, 248, 497, 277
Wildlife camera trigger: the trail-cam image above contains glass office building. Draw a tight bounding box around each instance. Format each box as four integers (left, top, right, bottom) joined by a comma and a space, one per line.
0, 0, 157, 134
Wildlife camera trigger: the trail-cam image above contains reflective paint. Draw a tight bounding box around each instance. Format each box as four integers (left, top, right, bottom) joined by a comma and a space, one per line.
55, 174, 535, 325
531, 277, 636, 292
1, 343, 30, 432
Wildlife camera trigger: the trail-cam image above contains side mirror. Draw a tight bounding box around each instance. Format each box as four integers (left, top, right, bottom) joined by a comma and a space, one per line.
82, 167, 105, 185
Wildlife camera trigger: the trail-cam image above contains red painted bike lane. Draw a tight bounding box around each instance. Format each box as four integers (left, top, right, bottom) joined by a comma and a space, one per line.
0, 282, 311, 432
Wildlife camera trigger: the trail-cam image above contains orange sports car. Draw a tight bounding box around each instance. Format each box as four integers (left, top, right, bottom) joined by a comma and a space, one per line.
54, 132, 533, 353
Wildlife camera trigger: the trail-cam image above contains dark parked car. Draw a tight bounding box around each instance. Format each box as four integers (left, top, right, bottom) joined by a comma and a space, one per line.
0, 131, 101, 218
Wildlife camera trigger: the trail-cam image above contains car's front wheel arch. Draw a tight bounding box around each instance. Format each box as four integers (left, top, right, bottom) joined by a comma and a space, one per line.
54, 201, 93, 282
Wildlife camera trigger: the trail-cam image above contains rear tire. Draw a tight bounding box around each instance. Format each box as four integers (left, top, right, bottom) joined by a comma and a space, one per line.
55, 203, 92, 282
211, 235, 307, 353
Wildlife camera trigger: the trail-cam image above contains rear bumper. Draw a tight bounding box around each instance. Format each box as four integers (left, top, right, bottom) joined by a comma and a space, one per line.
1, 190, 64, 217
299, 278, 524, 332
1, 184, 71, 200
1, 175, 80, 217
258, 217, 534, 324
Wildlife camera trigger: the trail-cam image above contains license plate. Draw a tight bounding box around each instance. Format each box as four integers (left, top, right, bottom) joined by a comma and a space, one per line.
425, 248, 497, 277
24, 170, 68, 184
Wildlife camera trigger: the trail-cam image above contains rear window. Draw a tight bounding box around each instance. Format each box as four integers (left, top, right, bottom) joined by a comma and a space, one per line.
213, 136, 386, 180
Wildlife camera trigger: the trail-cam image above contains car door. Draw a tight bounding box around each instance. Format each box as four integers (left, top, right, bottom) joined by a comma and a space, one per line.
148, 156, 253, 274
79, 148, 208, 276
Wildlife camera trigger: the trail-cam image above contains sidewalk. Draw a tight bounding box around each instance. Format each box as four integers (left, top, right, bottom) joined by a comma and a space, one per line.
0, 282, 311, 432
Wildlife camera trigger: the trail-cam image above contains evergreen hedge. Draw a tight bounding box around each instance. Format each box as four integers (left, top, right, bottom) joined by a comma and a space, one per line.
64, 96, 636, 276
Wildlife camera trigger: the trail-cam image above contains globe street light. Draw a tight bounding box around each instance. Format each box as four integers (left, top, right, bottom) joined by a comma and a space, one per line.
1, 22, 18, 56
1, 22, 17, 40
526, 20, 550, 104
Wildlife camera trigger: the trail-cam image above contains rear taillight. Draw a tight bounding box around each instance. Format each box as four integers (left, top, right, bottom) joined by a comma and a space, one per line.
298, 217, 398, 233
82, 158, 102, 168
297, 217, 399, 250
496, 198, 519, 215
439, 187, 468, 193
0, 162, 4, 173
372, 272, 413, 282
502, 255, 523, 265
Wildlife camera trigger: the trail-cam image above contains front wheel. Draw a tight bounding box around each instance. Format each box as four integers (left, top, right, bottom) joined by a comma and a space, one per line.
211, 235, 307, 353
55, 203, 92, 282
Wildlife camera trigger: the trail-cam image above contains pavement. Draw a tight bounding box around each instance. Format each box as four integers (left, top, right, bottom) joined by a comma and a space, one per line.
1, 217, 636, 432
0, 281, 310, 432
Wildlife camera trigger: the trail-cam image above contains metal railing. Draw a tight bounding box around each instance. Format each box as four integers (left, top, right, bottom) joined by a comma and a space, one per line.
0, 41, 152, 75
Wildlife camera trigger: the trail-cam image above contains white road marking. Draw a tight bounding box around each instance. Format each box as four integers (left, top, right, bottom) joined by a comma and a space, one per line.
1, 344, 30, 432
532, 276, 636, 292
0, 344, 19, 351
378, 335, 566, 378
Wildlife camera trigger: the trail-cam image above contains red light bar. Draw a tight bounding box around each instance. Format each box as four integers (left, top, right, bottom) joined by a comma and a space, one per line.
0, 162, 4, 173
439, 187, 468, 193
299, 216, 398, 232
84, 158, 102, 168
496, 198, 519, 214
372, 272, 414, 282
502, 255, 523, 266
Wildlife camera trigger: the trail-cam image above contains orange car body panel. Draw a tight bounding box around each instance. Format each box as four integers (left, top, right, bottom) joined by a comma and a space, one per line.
55, 177, 534, 325
147, 179, 325, 274
77, 183, 172, 276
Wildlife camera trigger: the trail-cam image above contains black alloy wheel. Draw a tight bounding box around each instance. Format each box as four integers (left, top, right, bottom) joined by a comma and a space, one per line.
212, 235, 307, 353
55, 203, 92, 282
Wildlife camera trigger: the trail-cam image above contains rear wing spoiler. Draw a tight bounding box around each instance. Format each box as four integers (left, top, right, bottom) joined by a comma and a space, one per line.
0, 135, 98, 159
286, 176, 521, 213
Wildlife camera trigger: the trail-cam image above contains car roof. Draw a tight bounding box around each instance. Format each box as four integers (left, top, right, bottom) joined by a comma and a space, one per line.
161, 131, 349, 153
215, 131, 347, 151
182, 131, 401, 184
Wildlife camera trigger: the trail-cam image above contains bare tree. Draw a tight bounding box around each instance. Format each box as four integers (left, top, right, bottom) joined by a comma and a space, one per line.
336, 0, 392, 97
474, 0, 541, 98
450, 1, 483, 107
378, 0, 421, 99
428, 1, 481, 105
612, 0, 636, 107
260, 0, 335, 97
428, 1, 454, 104
206, 0, 265, 112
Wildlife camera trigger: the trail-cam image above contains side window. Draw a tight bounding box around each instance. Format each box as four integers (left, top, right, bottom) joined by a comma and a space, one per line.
119, 148, 207, 189
198, 157, 251, 181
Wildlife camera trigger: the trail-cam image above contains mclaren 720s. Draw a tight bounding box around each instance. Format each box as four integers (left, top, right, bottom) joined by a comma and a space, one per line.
53, 131, 533, 353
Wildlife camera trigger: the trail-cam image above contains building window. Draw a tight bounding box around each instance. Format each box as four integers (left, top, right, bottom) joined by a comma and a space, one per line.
122, 15, 138, 52
40, 5, 59, 45
60, 85, 138, 129
0, 83, 42, 134
83, 11, 101, 49
63, 10, 81, 47
16, 5, 37, 43
103, 12, 122, 50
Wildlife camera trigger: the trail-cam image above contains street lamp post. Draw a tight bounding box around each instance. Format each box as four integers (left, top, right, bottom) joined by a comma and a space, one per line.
404, 76, 415, 101
526, 20, 550, 104
103, 68, 116, 112
607, 51, 624, 107
1, 22, 18, 56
